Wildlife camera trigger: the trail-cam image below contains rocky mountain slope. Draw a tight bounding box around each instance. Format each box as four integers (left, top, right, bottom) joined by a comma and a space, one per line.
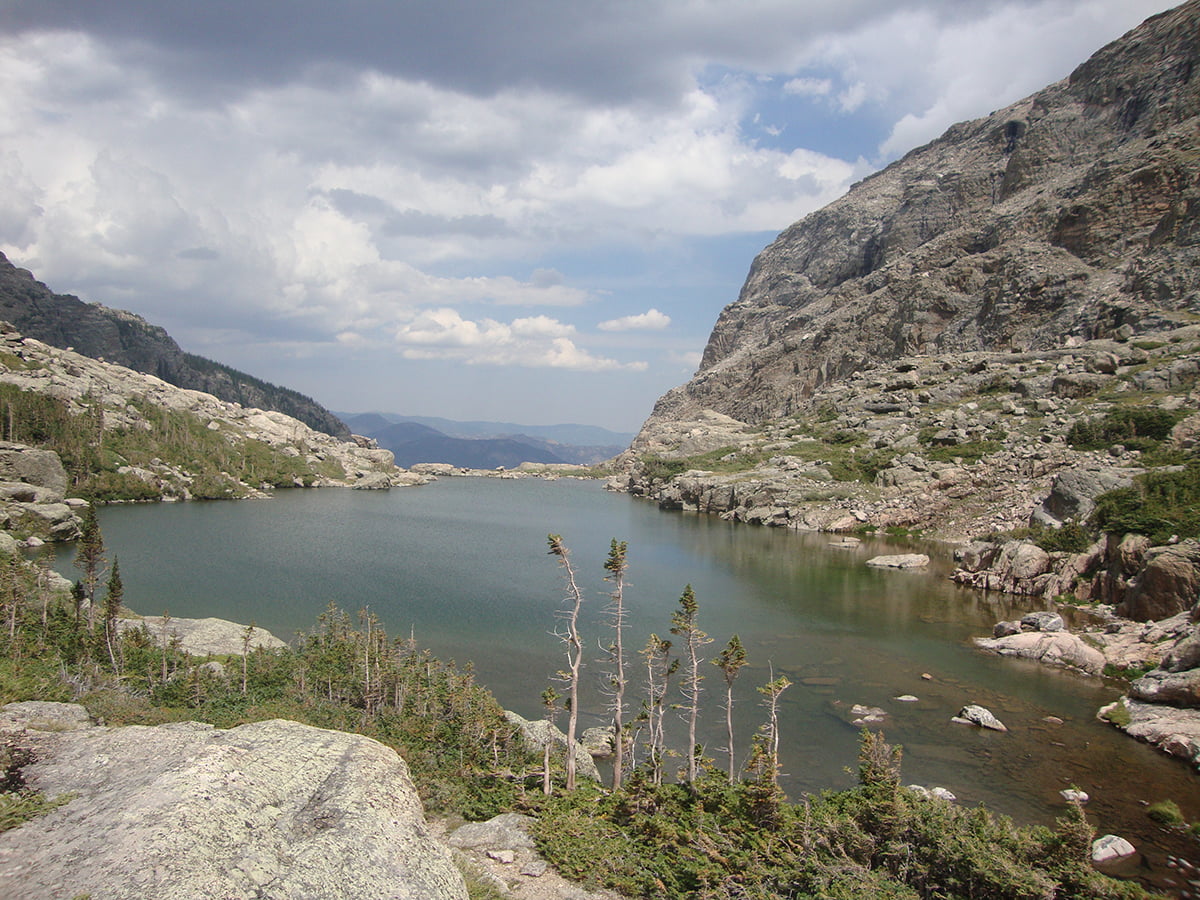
0, 252, 350, 438
617, 0, 1200, 545
0, 323, 415, 544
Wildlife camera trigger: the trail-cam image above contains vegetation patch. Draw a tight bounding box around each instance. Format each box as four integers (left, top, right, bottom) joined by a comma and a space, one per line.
1067, 406, 1183, 453
1089, 463, 1200, 544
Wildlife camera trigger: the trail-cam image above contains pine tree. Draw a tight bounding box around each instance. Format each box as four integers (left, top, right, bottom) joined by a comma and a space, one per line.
714, 634, 748, 784
73, 504, 106, 628
547, 534, 585, 791
670, 584, 711, 784
103, 558, 123, 673
602, 538, 629, 790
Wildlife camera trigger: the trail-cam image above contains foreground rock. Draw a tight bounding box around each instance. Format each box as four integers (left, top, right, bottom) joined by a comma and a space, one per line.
0, 706, 466, 900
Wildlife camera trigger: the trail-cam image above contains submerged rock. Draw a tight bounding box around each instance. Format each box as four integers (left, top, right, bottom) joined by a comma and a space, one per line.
865, 554, 930, 569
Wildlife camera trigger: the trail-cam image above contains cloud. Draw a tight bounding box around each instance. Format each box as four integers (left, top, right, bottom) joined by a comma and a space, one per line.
394, 308, 644, 371
598, 309, 671, 332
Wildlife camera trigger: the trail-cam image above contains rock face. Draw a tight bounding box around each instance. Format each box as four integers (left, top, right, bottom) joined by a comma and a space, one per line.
0, 707, 466, 900
0, 441, 82, 542
503, 710, 601, 783
638, 1, 1200, 433
613, 2, 1200, 547
0, 252, 350, 439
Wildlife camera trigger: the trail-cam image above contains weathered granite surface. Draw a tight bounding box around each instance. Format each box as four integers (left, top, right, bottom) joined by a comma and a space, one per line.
0, 706, 466, 900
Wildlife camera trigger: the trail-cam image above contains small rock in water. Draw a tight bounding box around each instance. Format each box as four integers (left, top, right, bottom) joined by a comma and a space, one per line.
849, 703, 887, 725
866, 553, 930, 569
1043, 715, 1064, 725
931, 787, 957, 801
1092, 834, 1136, 863
1060, 788, 1090, 804
893, 694, 919, 702
1021, 611, 1065, 632
921, 672, 933, 680
954, 704, 1008, 732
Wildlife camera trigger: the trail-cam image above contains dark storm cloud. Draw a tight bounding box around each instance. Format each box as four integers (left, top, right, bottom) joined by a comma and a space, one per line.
0, 0, 1022, 104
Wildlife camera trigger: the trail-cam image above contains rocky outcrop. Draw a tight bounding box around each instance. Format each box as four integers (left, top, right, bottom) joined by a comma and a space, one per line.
614, 2, 1200, 549
0, 252, 350, 438
0, 704, 466, 900
0, 324, 418, 503
635, 1, 1200, 435
119, 615, 287, 657
1099, 697, 1200, 767
0, 442, 83, 542
975, 630, 1106, 676
1119, 540, 1200, 621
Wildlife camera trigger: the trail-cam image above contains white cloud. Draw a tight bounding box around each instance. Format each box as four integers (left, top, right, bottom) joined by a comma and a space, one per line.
783, 77, 832, 98
394, 308, 643, 371
598, 308, 671, 332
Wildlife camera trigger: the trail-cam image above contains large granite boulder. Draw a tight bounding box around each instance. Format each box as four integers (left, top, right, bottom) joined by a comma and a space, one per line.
0, 710, 466, 900
1034, 466, 1142, 527
120, 615, 288, 657
975, 631, 1106, 676
503, 710, 601, 783
1118, 540, 1200, 622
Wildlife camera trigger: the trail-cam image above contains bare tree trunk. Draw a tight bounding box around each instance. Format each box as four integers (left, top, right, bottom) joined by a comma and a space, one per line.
548, 535, 585, 791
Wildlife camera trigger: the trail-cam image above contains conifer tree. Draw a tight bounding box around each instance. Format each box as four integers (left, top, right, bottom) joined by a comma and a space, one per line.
73, 504, 106, 628
714, 634, 748, 784
640, 633, 676, 785
602, 538, 629, 790
670, 584, 711, 784
547, 534, 585, 790
103, 557, 123, 673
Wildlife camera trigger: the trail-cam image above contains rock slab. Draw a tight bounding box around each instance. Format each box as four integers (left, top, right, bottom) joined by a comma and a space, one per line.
0, 710, 466, 900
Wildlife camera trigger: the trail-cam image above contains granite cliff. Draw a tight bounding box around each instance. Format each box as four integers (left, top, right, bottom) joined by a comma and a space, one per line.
0, 252, 350, 439
617, 0, 1200, 544
640, 0, 1198, 434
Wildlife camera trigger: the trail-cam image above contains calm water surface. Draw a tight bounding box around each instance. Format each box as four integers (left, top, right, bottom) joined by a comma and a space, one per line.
81, 478, 1199, 883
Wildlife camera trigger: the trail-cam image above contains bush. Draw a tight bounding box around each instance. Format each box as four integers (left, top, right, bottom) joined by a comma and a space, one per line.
1068, 407, 1182, 451
1089, 463, 1200, 543
1147, 800, 1184, 826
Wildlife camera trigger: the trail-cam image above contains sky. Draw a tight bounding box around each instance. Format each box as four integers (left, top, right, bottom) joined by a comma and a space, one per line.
0, 1, 1181, 434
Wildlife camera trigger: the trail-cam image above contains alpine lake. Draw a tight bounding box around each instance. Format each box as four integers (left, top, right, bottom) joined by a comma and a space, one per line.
71, 476, 1200, 886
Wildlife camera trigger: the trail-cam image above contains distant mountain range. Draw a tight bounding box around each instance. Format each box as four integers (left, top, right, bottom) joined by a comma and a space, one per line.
341, 412, 633, 468
0, 252, 350, 438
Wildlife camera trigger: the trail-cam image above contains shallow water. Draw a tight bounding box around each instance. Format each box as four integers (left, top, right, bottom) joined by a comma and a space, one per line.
77, 478, 1200, 890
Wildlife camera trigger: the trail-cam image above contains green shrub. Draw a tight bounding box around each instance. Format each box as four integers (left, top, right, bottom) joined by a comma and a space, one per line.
1089, 463, 1200, 543
1147, 800, 1184, 826
1068, 407, 1182, 451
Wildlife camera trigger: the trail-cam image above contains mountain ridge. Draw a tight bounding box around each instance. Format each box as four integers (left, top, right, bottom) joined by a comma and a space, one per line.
640, 0, 1199, 434
0, 252, 350, 439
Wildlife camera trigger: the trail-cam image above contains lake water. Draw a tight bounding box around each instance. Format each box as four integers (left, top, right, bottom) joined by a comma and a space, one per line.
77, 477, 1199, 883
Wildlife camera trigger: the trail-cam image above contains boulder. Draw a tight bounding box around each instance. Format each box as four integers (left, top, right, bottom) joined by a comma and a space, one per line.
865, 554, 930, 569
1035, 466, 1141, 526
1092, 835, 1136, 864
953, 704, 1008, 732
974, 632, 1106, 676
503, 710, 600, 782
1119, 540, 1200, 622
1020, 611, 1064, 632
0, 711, 466, 900
1100, 698, 1200, 766
0, 442, 68, 500
447, 813, 537, 852
1130, 668, 1200, 708
120, 616, 288, 657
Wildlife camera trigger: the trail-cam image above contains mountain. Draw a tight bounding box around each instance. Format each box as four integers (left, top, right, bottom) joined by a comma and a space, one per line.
639, 0, 1199, 433
615, 0, 1200, 545
341, 412, 630, 466
0, 253, 350, 439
